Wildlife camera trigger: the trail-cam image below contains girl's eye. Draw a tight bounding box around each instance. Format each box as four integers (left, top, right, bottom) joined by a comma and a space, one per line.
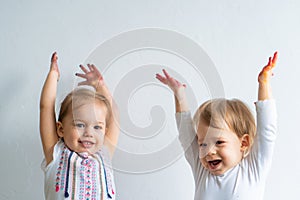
94, 125, 103, 130
75, 123, 85, 128
216, 140, 224, 145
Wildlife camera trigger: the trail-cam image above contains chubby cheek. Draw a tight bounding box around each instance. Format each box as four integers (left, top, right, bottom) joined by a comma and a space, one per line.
102, 128, 107, 137
98, 134, 105, 143
222, 149, 242, 165
69, 131, 80, 140
200, 158, 209, 169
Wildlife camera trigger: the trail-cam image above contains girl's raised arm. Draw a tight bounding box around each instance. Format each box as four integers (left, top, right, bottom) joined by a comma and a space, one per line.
40, 52, 60, 164
76, 64, 119, 158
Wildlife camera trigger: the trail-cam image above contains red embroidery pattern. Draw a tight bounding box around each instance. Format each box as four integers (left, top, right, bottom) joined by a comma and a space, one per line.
55, 145, 106, 199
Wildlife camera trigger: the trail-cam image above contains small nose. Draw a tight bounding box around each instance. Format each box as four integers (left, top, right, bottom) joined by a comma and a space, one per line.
83, 127, 93, 137
207, 145, 217, 155
199, 144, 217, 158
200, 145, 216, 158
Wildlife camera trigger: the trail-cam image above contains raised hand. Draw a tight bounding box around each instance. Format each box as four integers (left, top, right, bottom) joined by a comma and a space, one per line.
76, 64, 105, 90
156, 69, 189, 112
258, 51, 278, 83
257, 51, 278, 100
156, 69, 186, 94
50, 52, 60, 80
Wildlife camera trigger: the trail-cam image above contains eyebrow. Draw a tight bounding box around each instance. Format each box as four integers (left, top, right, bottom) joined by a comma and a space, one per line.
198, 136, 226, 143
73, 119, 105, 124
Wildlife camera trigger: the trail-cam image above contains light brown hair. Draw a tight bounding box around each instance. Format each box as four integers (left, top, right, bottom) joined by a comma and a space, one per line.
193, 98, 256, 150
58, 88, 112, 128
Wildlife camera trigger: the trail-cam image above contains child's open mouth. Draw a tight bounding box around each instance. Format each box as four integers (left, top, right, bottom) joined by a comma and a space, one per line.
79, 141, 94, 148
208, 160, 222, 169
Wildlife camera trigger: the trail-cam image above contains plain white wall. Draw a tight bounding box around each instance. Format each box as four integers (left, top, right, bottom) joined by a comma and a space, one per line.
1, 0, 300, 199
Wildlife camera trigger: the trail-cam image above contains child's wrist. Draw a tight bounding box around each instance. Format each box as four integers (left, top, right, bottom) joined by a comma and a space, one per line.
95, 81, 104, 90
258, 80, 270, 86
174, 89, 185, 99
175, 93, 186, 103
95, 83, 109, 94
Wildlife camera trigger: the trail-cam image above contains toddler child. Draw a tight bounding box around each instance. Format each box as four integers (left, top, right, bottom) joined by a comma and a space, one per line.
40, 52, 119, 200
156, 52, 278, 199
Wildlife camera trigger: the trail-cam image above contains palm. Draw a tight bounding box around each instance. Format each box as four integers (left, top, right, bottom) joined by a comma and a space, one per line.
50, 52, 60, 77
76, 64, 104, 88
156, 69, 186, 93
258, 52, 278, 83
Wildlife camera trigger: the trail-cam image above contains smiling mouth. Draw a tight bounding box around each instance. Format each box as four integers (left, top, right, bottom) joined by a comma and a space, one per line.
79, 141, 94, 148
208, 160, 222, 168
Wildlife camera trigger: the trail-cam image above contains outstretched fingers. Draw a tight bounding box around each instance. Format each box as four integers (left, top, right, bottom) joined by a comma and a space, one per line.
271, 51, 278, 67
75, 72, 86, 79
76, 64, 105, 89
87, 64, 94, 72
75, 65, 88, 80
155, 68, 173, 85
51, 52, 58, 63
156, 69, 186, 90
258, 51, 278, 82
266, 51, 278, 70
162, 69, 171, 79
50, 52, 59, 78
155, 73, 167, 84
91, 64, 103, 78
79, 64, 89, 74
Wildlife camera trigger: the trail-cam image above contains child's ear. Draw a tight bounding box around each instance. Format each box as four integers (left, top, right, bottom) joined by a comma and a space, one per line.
57, 121, 64, 138
240, 134, 250, 151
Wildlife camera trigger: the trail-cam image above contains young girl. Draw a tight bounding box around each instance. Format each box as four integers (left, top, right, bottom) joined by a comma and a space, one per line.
40, 52, 119, 200
156, 52, 278, 199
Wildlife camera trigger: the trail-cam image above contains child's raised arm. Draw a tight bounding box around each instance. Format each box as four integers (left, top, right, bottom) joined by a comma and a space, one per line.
40, 52, 60, 164
76, 64, 119, 157
156, 69, 189, 112
258, 52, 278, 101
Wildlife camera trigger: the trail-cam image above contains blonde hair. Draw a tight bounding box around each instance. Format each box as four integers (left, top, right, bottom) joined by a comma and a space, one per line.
58, 88, 112, 128
193, 98, 256, 150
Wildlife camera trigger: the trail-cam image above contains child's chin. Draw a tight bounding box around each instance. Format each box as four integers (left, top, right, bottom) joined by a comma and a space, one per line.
208, 165, 226, 176
210, 170, 224, 176
77, 148, 93, 154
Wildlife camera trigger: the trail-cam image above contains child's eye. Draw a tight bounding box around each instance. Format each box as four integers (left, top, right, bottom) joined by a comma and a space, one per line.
216, 140, 224, 145
94, 125, 103, 130
75, 123, 85, 128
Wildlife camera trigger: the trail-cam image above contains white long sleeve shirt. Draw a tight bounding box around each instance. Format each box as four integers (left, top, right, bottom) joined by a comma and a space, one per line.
176, 100, 277, 200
